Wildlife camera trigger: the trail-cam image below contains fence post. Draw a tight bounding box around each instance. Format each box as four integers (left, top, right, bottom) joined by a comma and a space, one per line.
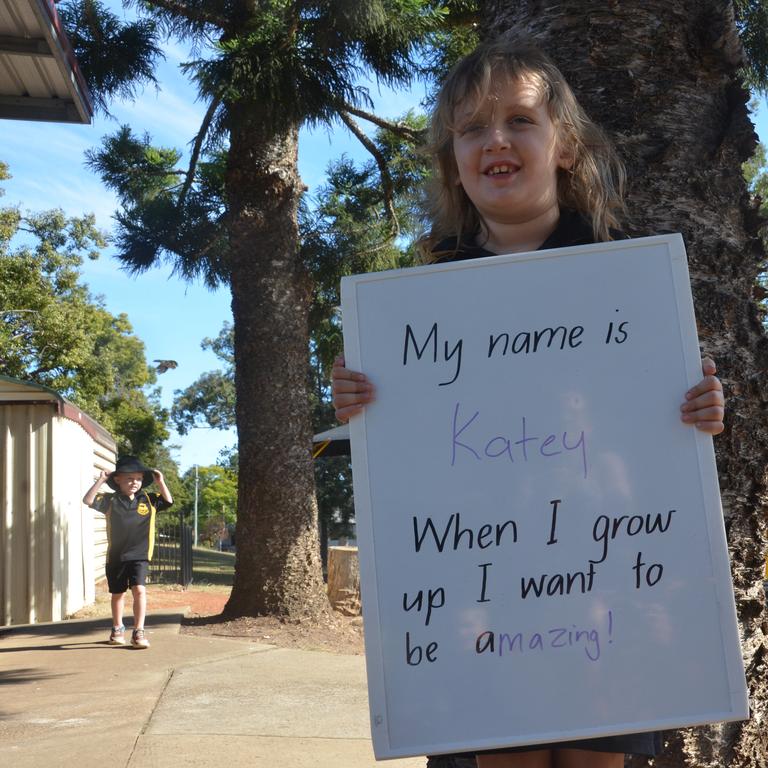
180, 522, 193, 587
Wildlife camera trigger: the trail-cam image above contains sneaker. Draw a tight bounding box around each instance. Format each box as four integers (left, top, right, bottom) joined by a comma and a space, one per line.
109, 625, 126, 645
131, 628, 150, 649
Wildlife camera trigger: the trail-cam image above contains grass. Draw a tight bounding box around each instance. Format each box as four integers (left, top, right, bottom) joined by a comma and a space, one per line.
192, 546, 235, 586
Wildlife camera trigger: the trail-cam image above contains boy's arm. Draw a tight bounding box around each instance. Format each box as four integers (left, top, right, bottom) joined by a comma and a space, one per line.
153, 469, 173, 504
83, 470, 109, 505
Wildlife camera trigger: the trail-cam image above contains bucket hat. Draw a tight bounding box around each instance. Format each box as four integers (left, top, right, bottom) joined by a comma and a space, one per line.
107, 456, 155, 490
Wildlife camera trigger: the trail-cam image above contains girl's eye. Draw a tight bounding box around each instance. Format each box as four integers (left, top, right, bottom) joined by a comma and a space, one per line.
510, 115, 532, 126
459, 123, 486, 135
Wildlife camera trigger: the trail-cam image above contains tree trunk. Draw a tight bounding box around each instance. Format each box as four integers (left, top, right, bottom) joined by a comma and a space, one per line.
223, 106, 328, 621
476, 2, 768, 766
327, 546, 361, 615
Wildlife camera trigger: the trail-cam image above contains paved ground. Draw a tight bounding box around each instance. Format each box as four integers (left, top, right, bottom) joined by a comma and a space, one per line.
0, 610, 426, 768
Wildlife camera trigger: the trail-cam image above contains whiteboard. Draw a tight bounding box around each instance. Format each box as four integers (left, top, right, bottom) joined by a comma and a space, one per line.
341, 234, 748, 760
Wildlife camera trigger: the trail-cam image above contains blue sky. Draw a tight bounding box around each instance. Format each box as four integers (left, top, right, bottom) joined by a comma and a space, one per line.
0, 6, 427, 472
0, 6, 764, 472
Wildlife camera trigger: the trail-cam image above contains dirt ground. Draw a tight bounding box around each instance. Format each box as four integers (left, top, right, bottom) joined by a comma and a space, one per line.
69, 581, 365, 655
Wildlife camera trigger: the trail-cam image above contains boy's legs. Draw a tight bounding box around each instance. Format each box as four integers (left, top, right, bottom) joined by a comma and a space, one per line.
130, 584, 146, 629
128, 561, 150, 648
105, 560, 129, 644
111, 592, 126, 628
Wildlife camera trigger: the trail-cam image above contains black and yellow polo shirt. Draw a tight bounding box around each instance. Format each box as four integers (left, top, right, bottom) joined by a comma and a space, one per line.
90, 491, 172, 563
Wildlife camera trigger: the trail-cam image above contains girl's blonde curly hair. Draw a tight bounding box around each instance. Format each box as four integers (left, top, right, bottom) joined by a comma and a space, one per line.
420, 39, 626, 261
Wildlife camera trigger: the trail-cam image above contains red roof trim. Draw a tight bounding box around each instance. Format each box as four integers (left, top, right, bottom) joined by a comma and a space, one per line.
60, 401, 116, 452
39, 0, 94, 117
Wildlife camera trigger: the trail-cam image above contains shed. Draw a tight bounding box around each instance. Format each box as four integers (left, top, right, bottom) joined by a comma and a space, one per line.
0, 376, 115, 625
0, 0, 92, 123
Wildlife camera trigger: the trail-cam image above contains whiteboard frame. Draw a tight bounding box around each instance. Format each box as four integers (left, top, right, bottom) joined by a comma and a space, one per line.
341, 234, 748, 759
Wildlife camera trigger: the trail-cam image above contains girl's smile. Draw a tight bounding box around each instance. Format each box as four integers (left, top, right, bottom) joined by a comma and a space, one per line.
452, 75, 573, 252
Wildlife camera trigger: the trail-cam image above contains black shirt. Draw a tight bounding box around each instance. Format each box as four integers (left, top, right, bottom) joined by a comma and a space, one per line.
431, 209, 620, 263
90, 491, 172, 562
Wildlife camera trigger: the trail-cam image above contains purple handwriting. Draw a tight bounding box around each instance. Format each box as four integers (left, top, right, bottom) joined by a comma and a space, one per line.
451, 402, 588, 478
475, 611, 613, 662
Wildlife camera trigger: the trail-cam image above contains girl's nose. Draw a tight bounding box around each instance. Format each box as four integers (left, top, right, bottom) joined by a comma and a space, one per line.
483, 126, 510, 152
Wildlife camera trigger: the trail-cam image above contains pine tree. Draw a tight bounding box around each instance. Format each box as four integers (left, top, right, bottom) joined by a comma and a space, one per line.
60, 0, 470, 619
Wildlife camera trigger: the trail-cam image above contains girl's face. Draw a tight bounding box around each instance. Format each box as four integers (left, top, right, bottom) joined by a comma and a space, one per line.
452, 74, 572, 232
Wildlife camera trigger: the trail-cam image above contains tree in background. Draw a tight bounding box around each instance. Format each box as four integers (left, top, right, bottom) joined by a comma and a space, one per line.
59, 0, 472, 620
0, 160, 178, 495
743, 138, 768, 318
179, 463, 237, 546
171, 322, 235, 436
169, 112, 434, 554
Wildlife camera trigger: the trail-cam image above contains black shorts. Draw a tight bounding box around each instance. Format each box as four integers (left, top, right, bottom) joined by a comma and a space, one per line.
471, 730, 662, 757
106, 560, 149, 594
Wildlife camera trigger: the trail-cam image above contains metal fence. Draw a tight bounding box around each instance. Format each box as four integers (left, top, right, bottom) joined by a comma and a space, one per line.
149, 519, 193, 587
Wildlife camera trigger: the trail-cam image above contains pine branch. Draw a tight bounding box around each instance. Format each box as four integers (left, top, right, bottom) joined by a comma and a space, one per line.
339, 103, 427, 144
179, 93, 222, 207
143, 0, 228, 30
338, 110, 400, 238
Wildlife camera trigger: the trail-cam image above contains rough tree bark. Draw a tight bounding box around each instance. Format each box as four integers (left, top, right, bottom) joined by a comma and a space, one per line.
223, 104, 328, 621
470, 2, 768, 767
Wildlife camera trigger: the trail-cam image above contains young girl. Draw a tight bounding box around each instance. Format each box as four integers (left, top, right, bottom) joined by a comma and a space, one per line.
332, 39, 725, 768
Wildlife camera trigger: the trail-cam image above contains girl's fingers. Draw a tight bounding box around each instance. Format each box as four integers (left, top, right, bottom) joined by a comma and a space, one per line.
334, 389, 374, 406
684, 375, 723, 402
332, 366, 368, 385
334, 403, 366, 423
681, 405, 725, 424
691, 418, 725, 436
681, 389, 724, 413
681, 359, 725, 435
701, 356, 717, 377
332, 377, 372, 395
331, 355, 375, 421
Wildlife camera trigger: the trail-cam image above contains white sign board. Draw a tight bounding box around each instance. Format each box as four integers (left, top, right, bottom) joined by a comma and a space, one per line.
341, 235, 748, 760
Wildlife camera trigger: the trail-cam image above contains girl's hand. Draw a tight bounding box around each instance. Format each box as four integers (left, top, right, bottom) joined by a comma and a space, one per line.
680, 356, 725, 435
152, 469, 165, 483
332, 354, 375, 423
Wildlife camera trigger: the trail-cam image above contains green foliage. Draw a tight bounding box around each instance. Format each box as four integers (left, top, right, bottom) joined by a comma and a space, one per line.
418, 0, 480, 92
67, 0, 468, 286
197, 464, 238, 524
171, 323, 235, 434
735, 1, 768, 92
86, 127, 229, 286
58, 0, 163, 115
58, 1, 480, 590
742, 140, 768, 319
179, 463, 238, 539
150, 444, 188, 521
168, 113, 433, 534
0, 161, 172, 459
304, 113, 429, 373
743, 139, 768, 196
186, 1, 445, 134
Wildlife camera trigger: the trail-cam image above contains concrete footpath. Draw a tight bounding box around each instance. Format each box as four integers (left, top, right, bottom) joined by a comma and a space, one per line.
0, 611, 426, 768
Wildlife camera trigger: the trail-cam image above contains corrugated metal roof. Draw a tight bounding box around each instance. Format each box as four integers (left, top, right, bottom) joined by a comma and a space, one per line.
0, 375, 116, 451
0, 0, 92, 123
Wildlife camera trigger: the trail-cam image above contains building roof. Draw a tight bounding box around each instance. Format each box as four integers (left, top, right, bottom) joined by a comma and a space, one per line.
312, 423, 350, 458
0, 375, 116, 450
0, 0, 92, 123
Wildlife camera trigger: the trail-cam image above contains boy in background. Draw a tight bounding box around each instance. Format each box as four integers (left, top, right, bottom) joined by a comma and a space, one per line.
83, 456, 173, 649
